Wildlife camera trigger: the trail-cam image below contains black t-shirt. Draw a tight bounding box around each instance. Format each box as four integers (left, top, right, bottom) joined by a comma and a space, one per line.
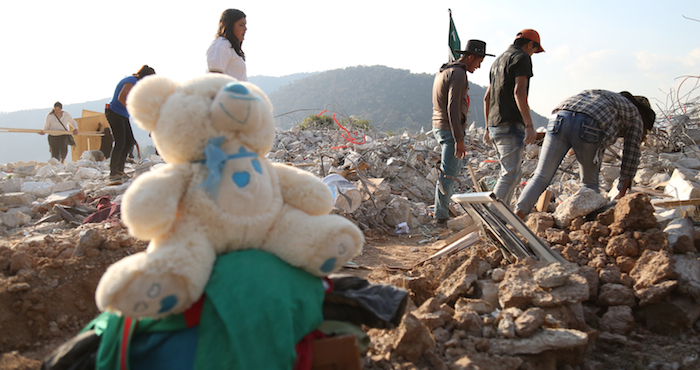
487, 45, 533, 127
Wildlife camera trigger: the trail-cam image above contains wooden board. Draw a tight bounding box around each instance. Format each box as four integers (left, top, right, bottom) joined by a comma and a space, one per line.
535, 190, 552, 212
652, 198, 700, 208
74, 110, 109, 162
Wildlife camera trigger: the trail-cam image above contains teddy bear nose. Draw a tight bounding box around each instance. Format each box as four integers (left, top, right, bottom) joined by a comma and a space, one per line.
224, 82, 249, 95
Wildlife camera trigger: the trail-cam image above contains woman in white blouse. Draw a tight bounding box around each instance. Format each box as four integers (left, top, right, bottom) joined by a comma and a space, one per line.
207, 9, 247, 81
40, 101, 78, 163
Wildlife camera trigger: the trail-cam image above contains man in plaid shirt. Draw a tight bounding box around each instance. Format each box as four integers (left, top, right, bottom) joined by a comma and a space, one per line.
514, 89, 656, 219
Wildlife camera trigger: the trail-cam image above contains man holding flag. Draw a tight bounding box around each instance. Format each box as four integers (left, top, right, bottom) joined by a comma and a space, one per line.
432, 11, 494, 227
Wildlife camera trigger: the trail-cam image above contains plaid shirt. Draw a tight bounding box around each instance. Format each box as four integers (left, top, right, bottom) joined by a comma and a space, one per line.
553, 89, 644, 184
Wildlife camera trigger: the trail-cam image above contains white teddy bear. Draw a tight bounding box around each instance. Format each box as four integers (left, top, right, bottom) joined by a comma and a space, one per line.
95, 74, 364, 318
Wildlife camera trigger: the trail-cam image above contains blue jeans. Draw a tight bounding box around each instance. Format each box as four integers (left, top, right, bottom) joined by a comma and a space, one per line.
515, 110, 603, 214
433, 128, 463, 220
489, 123, 525, 205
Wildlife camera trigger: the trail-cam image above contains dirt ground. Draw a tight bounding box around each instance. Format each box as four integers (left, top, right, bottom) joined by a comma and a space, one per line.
1, 224, 699, 369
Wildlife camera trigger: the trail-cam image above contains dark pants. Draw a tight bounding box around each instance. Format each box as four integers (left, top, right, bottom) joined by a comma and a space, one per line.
48, 135, 70, 162
106, 108, 135, 175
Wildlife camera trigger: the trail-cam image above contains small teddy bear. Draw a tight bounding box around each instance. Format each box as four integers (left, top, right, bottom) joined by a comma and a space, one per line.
95, 74, 364, 318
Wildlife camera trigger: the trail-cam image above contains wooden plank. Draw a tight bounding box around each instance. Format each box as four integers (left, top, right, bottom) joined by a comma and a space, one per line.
444, 223, 479, 245
652, 198, 700, 208
467, 164, 480, 192
0, 127, 103, 136
535, 190, 552, 212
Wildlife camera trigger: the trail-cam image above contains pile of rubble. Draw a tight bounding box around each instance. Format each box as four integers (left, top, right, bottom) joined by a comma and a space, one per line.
359, 190, 700, 369
2, 125, 700, 368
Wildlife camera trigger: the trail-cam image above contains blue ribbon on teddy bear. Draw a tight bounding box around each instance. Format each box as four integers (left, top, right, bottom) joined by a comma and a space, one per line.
198, 136, 262, 199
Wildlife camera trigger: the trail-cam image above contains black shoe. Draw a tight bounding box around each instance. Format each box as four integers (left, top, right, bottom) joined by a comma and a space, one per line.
436, 218, 449, 228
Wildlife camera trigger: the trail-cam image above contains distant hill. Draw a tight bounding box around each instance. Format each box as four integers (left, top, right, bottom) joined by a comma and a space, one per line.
0, 67, 548, 164
268, 65, 548, 132
249, 72, 318, 96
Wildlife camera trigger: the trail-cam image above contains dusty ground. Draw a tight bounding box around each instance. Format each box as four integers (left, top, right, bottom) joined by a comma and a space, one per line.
1, 224, 699, 369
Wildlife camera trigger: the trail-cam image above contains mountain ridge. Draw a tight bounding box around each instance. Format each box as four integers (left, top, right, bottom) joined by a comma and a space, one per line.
0, 66, 547, 164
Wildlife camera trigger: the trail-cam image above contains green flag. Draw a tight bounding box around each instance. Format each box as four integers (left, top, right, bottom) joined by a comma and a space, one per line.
448, 9, 461, 62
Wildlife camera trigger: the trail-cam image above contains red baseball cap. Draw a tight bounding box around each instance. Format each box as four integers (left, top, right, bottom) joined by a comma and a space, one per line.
516, 29, 544, 53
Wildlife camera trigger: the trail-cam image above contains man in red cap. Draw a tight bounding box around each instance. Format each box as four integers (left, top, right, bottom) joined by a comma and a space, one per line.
483, 29, 544, 206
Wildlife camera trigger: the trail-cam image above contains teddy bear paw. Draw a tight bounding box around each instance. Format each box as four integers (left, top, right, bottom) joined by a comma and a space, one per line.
98, 270, 192, 318
316, 232, 362, 275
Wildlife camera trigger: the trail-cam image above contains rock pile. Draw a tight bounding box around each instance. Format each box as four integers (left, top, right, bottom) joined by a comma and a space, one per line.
359, 191, 700, 369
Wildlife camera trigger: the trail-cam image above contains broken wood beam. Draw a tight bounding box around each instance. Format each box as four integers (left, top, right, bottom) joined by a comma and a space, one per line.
652, 198, 700, 208
535, 190, 553, 212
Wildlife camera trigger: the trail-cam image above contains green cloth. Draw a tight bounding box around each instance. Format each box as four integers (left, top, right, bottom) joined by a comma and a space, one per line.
195, 250, 325, 369
85, 250, 325, 370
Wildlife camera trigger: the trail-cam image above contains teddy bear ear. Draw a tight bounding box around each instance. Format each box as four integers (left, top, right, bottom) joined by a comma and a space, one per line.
126, 76, 177, 131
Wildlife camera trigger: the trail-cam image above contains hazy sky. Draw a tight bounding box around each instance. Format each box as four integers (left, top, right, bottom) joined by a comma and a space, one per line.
0, 0, 698, 118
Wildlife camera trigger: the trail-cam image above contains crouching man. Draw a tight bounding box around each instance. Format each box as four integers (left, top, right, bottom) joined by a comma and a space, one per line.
514, 89, 656, 219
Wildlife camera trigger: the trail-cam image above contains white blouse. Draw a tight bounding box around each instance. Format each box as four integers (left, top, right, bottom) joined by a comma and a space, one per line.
206, 37, 247, 81
43, 110, 77, 135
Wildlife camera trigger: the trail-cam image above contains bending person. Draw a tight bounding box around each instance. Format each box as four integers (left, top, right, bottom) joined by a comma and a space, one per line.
41, 101, 78, 163
207, 9, 247, 81
106, 65, 155, 182
514, 90, 656, 219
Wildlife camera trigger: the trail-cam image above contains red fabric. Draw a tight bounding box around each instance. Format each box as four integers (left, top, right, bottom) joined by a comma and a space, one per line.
120, 317, 133, 370
293, 330, 327, 370
183, 295, 205, 328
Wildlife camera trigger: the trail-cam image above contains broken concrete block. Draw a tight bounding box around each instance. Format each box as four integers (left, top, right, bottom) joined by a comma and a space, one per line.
630, 249, 678, 291
43, 189, 86, 208
52, 181, 79, 193
499, 265, 539, 309
610, 193, 658, 234
600, 165, 620, 185
664, 217, 697, 254
453, 309, 483, 335
553, 188, 607, 228
437, 255, 479, 302
489, 328, 589, 356
634, 168, 660, 185
525, 212, 555, 238
533, 262, 575, 289
605, 232, 639, 257
664, 168, 700, 200
515, 307, 546, 337
677, 157, 700, 170
476, 279, 501, 310
36, 164, 61, 178
635, 228, 668, 252
73, 167, 101, 180
1, 178, 24, 193
635, 280, 678, 306
21, 182, 54, 198
596, 284, 636, 307
0, 192, 35, 206
674, 254, 700, 304
393, 313, 434, 362
600, 305, 635, 335
455, 298, 493, 315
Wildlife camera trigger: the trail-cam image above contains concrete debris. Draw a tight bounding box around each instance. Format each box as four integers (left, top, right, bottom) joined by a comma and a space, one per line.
3, 127, 700, 369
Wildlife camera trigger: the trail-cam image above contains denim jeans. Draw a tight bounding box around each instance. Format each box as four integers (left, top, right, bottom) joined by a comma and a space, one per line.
515, 110, 603, 214
489, 123, 525, 205
433, 128, 463, 220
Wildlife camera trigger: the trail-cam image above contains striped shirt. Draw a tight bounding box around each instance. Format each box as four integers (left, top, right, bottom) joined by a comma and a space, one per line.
553, 89, 644, 184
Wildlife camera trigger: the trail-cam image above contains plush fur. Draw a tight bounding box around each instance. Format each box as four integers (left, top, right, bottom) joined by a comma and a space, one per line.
95, 75, 364, 318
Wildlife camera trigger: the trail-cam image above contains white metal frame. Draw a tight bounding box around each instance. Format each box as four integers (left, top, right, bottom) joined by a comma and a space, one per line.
452, 192, 567, 264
